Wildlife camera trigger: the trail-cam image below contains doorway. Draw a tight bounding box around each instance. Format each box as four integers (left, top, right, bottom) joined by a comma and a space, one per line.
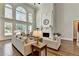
73, 20, 79, 44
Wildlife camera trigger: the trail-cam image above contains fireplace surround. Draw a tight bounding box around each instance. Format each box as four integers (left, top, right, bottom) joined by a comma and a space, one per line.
43, 33, 49, 37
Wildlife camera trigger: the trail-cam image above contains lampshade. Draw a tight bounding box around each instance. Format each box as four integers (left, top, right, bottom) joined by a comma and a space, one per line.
32, 30, 42, 38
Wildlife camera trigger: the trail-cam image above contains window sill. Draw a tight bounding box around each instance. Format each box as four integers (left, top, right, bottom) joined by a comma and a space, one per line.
5, 33, 12, 36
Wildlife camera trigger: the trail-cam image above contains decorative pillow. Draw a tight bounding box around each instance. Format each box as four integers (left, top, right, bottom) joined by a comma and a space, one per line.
21, 32, 25, 36
16, 35, 22, 40
21, 36, 27, 43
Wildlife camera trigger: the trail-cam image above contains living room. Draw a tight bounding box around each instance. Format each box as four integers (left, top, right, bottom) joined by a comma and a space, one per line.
0, 3, 79, 56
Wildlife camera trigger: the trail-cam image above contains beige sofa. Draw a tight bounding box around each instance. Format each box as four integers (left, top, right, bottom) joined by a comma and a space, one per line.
43, 37, 61, 50
12, 35, 36, 56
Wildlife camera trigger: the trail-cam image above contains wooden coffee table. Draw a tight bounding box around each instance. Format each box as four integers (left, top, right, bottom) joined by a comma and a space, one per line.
31, 42, 47, 56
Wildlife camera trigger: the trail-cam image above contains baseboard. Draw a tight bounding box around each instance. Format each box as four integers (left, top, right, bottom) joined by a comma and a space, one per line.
0, 39, 11, 42
61, 37, 73, 41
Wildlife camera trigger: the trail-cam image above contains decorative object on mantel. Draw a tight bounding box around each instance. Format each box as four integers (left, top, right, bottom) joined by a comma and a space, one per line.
32, 28, 42, 45
41, 27, 49, 30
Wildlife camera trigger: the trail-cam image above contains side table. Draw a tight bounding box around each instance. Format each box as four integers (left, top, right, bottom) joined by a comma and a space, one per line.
31, 42, 47, 56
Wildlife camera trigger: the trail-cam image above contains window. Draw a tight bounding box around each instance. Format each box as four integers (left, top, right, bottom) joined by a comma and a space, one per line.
28, 13, 32, 23
5, 4, 12, 19
16, 7, 26, 22
28, 25, 32, 34
16, 24, 27, 33
4, 22, 12, 36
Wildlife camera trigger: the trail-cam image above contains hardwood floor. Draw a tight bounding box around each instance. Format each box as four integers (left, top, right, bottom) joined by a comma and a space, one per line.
48, 40, 79, 56
0, 39, 79, 56
0, 40, 22, 56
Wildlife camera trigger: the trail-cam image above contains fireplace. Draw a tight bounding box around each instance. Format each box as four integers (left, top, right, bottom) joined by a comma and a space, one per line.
43, 33, 49, 37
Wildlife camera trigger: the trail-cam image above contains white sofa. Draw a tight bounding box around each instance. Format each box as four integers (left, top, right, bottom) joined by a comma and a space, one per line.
43, 37, 61, 50
12, 35, 36, 56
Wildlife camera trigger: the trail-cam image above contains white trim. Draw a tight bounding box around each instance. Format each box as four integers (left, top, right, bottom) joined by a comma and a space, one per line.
0, 39, 11, 41
61, 37, 73, 41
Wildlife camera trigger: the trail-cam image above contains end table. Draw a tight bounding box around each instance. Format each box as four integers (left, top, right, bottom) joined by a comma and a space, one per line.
31, 42, 47, 56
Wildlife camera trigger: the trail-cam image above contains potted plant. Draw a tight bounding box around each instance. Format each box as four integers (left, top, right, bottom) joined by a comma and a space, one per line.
53, 33, 61, 40
53, 33, 61, 36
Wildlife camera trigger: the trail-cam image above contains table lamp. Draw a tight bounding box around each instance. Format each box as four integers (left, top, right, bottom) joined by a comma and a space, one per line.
33, 28, 42, 45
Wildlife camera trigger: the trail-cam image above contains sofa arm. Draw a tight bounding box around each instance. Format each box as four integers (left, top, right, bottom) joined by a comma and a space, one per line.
24, 40, 36, 56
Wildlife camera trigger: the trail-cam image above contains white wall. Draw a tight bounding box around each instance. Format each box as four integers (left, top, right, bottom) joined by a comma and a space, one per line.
36, 3, 54, 29
36, 3, 79, 41
36, 4, 42, 29
0, 4, 4, 40
55, 3, 79, 41
36, 3, 55, 39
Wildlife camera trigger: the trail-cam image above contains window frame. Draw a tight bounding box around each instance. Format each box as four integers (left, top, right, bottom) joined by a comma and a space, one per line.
28, 13, 33, 23
16, 23, 27, 34
16, 7, 27, 22
3, 4, 34, 37
28, 25, 32, 34
4, 4, 13, 19
4, 22, 13, 36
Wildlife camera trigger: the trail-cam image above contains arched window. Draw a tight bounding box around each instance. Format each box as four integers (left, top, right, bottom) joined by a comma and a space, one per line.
5, 4, 12, 19
16, 7, 26, 22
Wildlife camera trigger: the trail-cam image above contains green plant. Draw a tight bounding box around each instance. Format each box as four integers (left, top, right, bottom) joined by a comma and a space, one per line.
53, 33, 61, 36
